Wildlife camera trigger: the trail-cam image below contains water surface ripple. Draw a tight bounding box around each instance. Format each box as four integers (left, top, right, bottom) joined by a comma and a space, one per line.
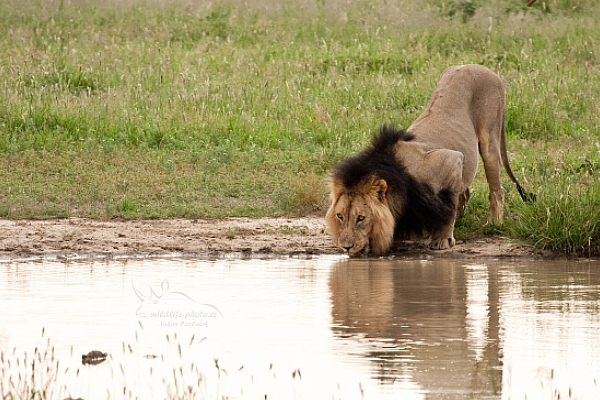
1, 256, 599, 399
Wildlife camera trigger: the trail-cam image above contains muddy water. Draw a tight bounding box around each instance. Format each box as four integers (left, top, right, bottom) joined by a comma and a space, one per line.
1, 256, 600, 400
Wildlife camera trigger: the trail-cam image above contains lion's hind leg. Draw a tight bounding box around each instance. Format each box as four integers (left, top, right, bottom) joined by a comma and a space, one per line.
479, 134, 505, 223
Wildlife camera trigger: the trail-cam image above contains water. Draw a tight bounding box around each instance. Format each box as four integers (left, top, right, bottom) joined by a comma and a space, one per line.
1, 256, 600, 399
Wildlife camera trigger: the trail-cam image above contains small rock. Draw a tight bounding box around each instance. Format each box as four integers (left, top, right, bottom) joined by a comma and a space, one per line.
82, 350, 108, 365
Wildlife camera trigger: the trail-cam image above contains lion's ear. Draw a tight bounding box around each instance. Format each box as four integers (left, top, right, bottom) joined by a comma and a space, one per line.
372, 179, 388, 201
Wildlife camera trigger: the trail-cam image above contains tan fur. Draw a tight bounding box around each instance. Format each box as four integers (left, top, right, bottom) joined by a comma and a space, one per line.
326, 177, 395, 256
326, 64, 529, 256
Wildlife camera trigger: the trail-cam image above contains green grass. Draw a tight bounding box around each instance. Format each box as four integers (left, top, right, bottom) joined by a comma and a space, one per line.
0, 0, 599, 255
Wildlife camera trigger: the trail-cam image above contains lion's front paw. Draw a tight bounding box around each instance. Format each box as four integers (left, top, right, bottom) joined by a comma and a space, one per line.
429, 237, 456, 250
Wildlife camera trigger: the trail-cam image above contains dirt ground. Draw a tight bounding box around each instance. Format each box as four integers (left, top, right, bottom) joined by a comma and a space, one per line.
0, 217, 544, 261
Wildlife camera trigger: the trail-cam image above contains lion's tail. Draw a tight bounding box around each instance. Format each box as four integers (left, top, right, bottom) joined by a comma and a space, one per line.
501, 114, 536, 202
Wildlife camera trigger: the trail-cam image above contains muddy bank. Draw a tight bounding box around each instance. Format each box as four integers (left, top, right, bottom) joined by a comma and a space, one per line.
0, 217, 540, 260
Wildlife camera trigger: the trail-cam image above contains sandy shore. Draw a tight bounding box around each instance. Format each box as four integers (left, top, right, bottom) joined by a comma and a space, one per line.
0, 217, 539, 261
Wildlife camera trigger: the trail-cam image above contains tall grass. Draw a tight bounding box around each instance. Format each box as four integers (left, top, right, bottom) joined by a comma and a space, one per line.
0, 0, 598, 255
0, 326, 290, 399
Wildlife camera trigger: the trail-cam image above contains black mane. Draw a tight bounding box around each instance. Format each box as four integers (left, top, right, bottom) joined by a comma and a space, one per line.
331, 124, 456, 238
333, 125, 414, 189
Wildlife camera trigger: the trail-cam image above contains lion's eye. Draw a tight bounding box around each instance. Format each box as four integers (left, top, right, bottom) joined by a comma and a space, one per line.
336, 213, 344, 221
356, 215, 365, 223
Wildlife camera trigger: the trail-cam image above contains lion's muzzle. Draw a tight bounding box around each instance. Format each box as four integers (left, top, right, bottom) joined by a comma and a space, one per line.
338, 233, 369, 257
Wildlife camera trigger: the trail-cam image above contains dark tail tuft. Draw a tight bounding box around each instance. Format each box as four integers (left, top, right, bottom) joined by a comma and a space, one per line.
517, 184, 536, 203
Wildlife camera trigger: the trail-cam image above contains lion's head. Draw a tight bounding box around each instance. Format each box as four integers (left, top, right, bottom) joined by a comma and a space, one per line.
325, 175, 395, 257
325, 126, 414, 257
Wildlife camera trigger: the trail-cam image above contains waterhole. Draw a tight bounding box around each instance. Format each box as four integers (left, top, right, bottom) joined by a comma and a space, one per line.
1, 256, 600, 399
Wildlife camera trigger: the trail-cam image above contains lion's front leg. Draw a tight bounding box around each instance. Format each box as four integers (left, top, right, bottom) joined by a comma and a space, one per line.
400, 146, 464, 252
429, 235, 456, 250
414, 150, 463, 251
457, 188, 471, 217
428, 209, 458, 250
427, 180, 462, 251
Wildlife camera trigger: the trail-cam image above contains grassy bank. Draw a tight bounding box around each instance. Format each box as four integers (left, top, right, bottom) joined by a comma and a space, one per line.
0, 0, 598, 255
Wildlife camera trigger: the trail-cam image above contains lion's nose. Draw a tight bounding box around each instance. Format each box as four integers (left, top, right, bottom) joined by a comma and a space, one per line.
342, 246, 353, 252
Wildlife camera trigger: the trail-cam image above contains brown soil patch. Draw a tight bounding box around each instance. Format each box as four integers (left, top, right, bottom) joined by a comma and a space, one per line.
0, 217, 542, 260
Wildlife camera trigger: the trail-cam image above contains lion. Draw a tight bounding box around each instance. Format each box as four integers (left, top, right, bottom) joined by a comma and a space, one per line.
326, 64, 534, 257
